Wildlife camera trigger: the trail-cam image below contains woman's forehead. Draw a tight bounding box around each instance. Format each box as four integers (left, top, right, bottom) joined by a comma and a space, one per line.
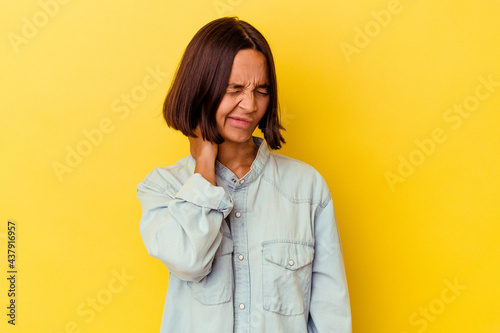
228, 49, 269, 84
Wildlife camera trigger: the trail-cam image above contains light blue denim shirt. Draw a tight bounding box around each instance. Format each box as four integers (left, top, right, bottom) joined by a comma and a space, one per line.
138, 137, 351, 333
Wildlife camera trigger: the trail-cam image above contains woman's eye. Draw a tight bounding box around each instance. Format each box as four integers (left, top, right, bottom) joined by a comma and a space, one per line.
257, 90, 269, 96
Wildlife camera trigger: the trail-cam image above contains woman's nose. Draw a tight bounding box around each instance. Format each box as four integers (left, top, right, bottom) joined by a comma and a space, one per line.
238, 91, 257, 112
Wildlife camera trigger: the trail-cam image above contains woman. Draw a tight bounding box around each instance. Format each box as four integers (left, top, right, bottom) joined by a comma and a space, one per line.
138, 17, 351, 332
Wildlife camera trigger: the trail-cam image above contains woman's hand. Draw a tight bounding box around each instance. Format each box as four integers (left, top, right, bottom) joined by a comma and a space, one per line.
188, 126, 218, 161
189, 126, 218, 186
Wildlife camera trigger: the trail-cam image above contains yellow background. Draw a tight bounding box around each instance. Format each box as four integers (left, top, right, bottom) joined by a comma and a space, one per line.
1, 0, 499, 332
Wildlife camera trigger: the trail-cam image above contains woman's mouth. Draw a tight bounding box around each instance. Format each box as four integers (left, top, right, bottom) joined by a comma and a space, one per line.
228, 117, 252, 127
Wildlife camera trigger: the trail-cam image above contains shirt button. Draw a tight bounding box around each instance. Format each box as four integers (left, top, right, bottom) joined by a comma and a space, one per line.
239, 303, 245, 310
240, 179, 245, 184
238, 254, 244, 261
288, 259, 294, 266
235, 212, 241, 218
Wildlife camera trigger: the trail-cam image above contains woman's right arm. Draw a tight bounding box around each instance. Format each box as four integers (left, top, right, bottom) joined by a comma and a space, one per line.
138, 172, 233, 282
138, 129, 232, 282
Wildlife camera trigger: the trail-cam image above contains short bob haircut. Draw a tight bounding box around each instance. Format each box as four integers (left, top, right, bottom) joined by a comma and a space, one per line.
163, 17, 285, 150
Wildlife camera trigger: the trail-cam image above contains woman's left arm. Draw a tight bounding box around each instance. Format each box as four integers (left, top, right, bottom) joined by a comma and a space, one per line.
307, 198, 352, 333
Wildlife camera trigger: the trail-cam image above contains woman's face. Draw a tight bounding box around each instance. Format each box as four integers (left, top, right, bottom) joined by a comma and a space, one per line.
216, 49, 270, 145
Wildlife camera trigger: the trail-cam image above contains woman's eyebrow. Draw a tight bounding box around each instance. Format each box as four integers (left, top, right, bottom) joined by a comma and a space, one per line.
227, 83, 270, 89
227, 83, 245, 88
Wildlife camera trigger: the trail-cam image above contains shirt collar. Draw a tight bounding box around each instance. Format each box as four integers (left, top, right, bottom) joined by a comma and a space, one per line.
215, 136, 269, 189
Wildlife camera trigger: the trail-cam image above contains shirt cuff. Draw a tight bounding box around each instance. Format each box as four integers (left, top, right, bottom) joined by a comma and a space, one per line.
175, 173, 233, 217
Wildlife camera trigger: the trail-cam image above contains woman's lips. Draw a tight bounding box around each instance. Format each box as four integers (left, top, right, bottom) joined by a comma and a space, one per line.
228, 117, 252, 127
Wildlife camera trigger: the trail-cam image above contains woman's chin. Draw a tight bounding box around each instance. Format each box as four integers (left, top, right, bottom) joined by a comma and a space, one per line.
221, 133, 254, 145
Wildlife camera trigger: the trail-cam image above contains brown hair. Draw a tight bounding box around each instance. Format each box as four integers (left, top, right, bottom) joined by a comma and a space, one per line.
163, 17, 285, 149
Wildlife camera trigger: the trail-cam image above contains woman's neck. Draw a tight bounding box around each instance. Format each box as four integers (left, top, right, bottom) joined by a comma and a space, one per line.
217, 137, 258, 179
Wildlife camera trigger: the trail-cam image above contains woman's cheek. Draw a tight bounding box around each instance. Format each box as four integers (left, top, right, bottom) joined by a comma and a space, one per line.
219, 98, 237, 114
258, 99, 269, 115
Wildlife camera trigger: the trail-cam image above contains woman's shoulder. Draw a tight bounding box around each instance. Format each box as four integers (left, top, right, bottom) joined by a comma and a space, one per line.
265, 152, 331, 203
138, 155, 194, 192
268, 152, 324, 179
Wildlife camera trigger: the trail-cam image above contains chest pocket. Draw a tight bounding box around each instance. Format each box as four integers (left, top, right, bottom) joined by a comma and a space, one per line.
189, 231, 234, 306
262, 241, 314, 316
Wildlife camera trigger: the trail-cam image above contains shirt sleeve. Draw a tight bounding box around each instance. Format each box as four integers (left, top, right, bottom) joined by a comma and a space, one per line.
137, 172, 233, 283
308, 198, 352, 333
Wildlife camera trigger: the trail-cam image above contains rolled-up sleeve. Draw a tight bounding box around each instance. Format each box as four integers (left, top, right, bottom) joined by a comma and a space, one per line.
308, 198, 352, 333
138, 172, 233, 282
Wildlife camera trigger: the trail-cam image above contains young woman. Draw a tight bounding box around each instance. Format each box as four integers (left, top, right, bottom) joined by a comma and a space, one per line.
138, 17, 351, 333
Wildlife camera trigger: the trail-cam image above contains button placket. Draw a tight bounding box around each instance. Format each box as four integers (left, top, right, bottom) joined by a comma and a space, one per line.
228, 181, 250, 331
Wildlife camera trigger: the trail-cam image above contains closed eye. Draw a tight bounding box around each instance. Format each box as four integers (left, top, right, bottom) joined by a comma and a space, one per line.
225, 84, 269, 96
256, 84, 269, 96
